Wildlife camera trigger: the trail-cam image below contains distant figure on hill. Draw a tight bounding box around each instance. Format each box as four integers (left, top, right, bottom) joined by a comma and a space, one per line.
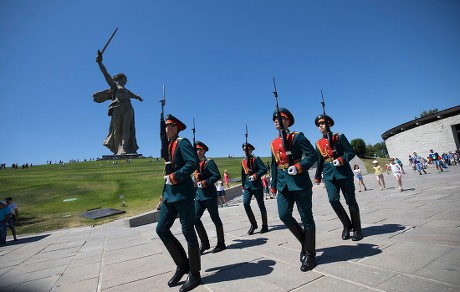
94, 52, 143, 155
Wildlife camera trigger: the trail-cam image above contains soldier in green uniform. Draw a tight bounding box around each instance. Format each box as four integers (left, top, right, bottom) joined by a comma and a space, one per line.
270, 108, 317, 272
314, 114, 363, 241
241, 143, 268, 235
155, 114, 201, 292
193, 141, 227, 255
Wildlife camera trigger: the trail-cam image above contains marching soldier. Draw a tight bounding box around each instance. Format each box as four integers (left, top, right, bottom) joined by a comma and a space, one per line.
155, 114, 201, 292
241, 143, 268, 235
314, 114, 363, 241
270, 108, 317, 271
193, 141, 227, 255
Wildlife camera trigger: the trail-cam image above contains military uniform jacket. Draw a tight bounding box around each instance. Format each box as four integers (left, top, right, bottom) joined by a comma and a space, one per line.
163, 137, 199, 203
270, 131, 316, 192
194, 158, 221, 201
314, 133, 355, 181
241, 156, 267, 191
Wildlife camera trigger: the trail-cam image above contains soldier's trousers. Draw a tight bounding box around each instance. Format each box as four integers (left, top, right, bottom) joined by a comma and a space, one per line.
324, 177, 360, 213
277, 187, 315, 230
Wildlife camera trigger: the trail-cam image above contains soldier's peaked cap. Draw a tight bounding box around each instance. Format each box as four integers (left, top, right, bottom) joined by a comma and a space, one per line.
242, 143, 255, 150
315, 114, 334, 127
165, 114, 187, 131
195, 141, 209, 152
273, 107, 294, 126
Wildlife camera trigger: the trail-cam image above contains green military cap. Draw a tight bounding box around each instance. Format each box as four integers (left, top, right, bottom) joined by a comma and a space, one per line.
242, 143, 255, 150
273, 107, 294, 127
195, 141, 209, 152
314, 114, 334, 127
165, 114, 187, 131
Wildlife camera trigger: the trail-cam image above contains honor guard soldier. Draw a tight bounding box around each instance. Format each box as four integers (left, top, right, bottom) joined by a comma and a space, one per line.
314, 114, 363, 241
270, 108, 317, 272
155, 114, 202, 292
241, 143, 269, 235
193, 141, 227, 255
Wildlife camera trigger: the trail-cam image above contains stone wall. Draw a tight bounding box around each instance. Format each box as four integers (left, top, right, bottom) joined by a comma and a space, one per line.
385, 115, 460, 164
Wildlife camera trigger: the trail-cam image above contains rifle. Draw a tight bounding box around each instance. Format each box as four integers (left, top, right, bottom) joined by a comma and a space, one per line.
244, 124, 252, 174
272, 77, 294, 166
192, 118, 201, 180
320, 90, 337, 159
98, 27, 118, 56
160, 83, 173, 174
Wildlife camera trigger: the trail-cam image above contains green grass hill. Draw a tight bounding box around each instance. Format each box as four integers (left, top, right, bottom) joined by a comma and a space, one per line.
0, 156, 386, 235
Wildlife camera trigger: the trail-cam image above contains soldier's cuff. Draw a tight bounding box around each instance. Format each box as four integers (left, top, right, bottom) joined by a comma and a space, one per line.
169, 173, 179, 185
270, 187, 277, 194
337, 157, 344, 166
294, 163, 304, 174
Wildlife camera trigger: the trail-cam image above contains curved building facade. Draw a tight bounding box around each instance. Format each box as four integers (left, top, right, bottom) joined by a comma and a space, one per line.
382, 105, 460, 164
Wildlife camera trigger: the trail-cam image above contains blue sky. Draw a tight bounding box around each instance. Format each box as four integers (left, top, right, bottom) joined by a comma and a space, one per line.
1, 0, 459, 166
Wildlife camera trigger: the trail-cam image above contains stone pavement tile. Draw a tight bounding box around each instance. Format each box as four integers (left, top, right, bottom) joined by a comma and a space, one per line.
102, 242, 162, 266
0, 271, 33, 290
56, 262, 100, 284
422, 219, 460, 229
53, 277, 99, 292
375, 273, 459, 292
13, 274, 60, 292
202, 257, 319, 292
415, 248, 460, 286
70, 254, 102, 267
101, 253, 173, 284
314, 261, 397, 288
393, 225, 460, 246
27, 264, 67, 281
40, 256, 74, 270
360, 241, 450, 274
296, 275, 381, 292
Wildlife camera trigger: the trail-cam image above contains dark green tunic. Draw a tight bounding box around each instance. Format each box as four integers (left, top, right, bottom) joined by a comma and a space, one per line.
314, 133, 359, 212
270, 131, 317, 229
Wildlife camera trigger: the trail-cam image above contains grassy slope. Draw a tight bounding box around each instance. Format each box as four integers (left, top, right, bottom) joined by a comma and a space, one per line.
0, 156, 383, 235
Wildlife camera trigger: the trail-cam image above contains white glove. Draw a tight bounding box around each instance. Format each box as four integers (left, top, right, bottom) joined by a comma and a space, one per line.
248, 175, 255, 181
197, 181, 202, 188
333, 159, 340, 166
164, 175, 172, 185
287, 166, 297, 175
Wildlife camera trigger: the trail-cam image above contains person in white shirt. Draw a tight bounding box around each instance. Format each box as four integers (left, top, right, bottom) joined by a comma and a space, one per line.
386, 158, 403, 192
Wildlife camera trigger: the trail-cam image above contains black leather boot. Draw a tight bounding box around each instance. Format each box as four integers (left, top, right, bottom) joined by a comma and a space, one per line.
212, 225, 226, 253
164, 239, 189, 287
179, 272, 201, 292
260, 211, 269, 233
300, 228, 316, 272
332, 204, 352, 240
245, 207, 258, 235
180, 246, 201, 291
195, 224, 210, 255
287, 222, 305, 262
350, 209, 364, 241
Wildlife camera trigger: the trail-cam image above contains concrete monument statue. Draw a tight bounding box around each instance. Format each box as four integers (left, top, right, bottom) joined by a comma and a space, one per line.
93, 50, 143, 155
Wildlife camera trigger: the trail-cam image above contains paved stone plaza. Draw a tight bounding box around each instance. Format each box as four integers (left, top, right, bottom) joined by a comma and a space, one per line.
1, 166, 459, 291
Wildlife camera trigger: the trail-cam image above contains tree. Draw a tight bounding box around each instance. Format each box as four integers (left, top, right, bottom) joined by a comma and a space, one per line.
372, 142, 388, 158
350, 138, 366, 158
420, 108, 438, 118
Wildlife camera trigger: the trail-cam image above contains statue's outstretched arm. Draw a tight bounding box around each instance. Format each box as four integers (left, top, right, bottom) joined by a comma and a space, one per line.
96, 53, 116, 88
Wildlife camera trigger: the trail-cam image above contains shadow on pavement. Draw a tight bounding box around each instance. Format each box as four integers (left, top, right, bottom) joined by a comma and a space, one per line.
204, 259, 276, 284
4, 234, 51, 246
